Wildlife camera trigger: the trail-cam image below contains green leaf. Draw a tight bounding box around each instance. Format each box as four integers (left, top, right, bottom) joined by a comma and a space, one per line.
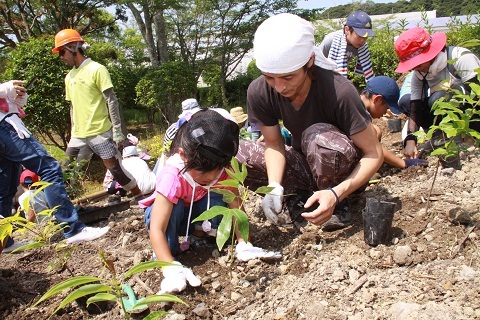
431, 148, 447, 156
470, 82, 480, 97
86, 293, 117, 305
240, 162, 248, 182
0, 223, 13, 242
231, 209, 250, 242
255, 186, 274, 195
142, 310, 170, 320
33, 276, 103, 306
230, 157, 240, 173
10, 241, 48, 253
54, 284, 112, 313
132, 294, 187, 309
191, 206, 231, 223
225, 167, 243, 183
124, 261, 175, 279
216, 179, 239, 188
216, 212, 233, 250
211, 188, 236, 204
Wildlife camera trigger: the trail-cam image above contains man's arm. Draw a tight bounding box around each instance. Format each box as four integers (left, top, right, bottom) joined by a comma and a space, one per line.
261, 124, 286, 185
103, 88, 125, 145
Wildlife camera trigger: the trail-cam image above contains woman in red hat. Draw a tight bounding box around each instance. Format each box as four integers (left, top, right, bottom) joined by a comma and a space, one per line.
393, 27, 480, 159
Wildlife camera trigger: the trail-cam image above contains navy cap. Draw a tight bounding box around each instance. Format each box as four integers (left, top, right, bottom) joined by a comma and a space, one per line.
366, 76, 401, 114
346, 10, 375, 38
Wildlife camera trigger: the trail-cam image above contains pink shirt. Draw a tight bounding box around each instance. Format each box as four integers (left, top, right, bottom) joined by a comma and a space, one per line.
139, 164, 232, 209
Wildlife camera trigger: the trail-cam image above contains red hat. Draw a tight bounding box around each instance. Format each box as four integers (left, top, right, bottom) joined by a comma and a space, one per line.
394, 27, 447, 73
20, 170, 39, 185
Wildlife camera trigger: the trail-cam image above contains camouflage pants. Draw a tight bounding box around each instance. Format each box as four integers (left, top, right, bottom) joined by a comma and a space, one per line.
235, 123, 360, 194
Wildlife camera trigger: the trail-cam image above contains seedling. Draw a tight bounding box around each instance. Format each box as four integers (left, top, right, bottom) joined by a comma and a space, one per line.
33, 251, 186, 319
192, 157, 273, 267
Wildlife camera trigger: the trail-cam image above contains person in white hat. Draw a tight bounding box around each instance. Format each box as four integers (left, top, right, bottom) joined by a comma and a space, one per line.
236, 13, 383, 231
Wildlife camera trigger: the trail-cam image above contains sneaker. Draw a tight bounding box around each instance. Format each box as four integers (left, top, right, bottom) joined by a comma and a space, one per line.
2, 240, 33, 254
66, 226, 110, 244
322, 199, 352, 231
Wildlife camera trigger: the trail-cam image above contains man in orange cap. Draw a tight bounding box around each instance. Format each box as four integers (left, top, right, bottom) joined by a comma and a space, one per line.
52, 29, 143, 201
393, 27, 480, 159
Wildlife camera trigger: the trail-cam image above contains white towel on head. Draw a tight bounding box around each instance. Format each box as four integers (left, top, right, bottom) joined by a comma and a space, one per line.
254, 13, 336, 74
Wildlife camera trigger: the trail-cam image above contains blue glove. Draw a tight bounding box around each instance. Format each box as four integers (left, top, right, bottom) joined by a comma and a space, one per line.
404, 158, 429, 168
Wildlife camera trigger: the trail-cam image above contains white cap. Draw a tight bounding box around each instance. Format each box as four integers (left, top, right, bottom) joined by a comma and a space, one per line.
122, 146, 138, 158
181, 98, 199, 111
254, 13, 336, 74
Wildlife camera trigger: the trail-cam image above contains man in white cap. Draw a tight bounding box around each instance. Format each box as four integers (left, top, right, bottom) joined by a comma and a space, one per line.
235, 13, 383, 230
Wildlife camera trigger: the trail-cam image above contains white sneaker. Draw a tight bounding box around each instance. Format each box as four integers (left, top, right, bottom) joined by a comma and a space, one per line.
66, 226, 110, 244
2, 240, 33, 254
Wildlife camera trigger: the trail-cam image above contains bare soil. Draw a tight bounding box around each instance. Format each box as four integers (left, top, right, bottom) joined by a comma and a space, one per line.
2, 118, 480, 320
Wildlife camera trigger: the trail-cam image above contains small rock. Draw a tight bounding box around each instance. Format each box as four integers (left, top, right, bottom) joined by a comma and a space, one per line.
448, 207, 473, 225
369, 248, 382, 259
393, 245, 412, 265
416, 244, 426, 252
348, 269, 360, 283
211, 280, 222, 291
122, 232, 132, 248
192, 303, 210, 318
457, 265, 477, 281
231, 292, 242, 301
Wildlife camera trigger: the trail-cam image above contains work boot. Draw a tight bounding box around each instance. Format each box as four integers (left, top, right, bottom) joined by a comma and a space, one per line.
322, 199, 352, 231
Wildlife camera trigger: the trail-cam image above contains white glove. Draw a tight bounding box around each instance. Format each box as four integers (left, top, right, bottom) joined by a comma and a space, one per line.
158, 261, 201, 294
262, 182, 284, 224
235, 241, 282, 262
5, 114, 31, 139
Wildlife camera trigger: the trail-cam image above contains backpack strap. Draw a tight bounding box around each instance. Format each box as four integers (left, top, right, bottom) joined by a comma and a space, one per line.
446, 46, 458, 79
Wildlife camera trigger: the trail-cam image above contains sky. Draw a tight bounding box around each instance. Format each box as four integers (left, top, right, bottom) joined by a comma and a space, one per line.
297, 0, 397, 10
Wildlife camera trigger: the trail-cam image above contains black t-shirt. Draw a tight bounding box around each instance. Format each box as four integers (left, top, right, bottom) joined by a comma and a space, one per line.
247, 65, 371, 151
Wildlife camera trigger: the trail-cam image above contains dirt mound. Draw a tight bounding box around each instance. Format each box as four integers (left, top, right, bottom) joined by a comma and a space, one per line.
2, 118, 479, 319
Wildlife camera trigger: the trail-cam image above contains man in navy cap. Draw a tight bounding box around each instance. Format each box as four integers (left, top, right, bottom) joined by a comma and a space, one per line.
320, 10, 376, 82
360, 76, 428, 169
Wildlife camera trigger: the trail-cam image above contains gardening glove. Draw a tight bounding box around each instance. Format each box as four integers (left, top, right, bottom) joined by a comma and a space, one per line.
112, 126, 125, 149
158, 261, 201, 294
262, 182, 284, 224
404, 158, 429, 168
5, 114, 31, 139
235, 241, 282, 262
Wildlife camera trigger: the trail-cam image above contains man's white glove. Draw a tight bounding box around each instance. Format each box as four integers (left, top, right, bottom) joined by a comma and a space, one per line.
235, 241, 282, 262
158, 261, 201, 294
5, 114, 31, 139
262, 182, 284, 224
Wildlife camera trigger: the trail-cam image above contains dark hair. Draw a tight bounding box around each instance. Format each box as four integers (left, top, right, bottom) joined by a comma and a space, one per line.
170, 109, 239, 173
362, 89, 386, 104
344, 26, 354, 34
